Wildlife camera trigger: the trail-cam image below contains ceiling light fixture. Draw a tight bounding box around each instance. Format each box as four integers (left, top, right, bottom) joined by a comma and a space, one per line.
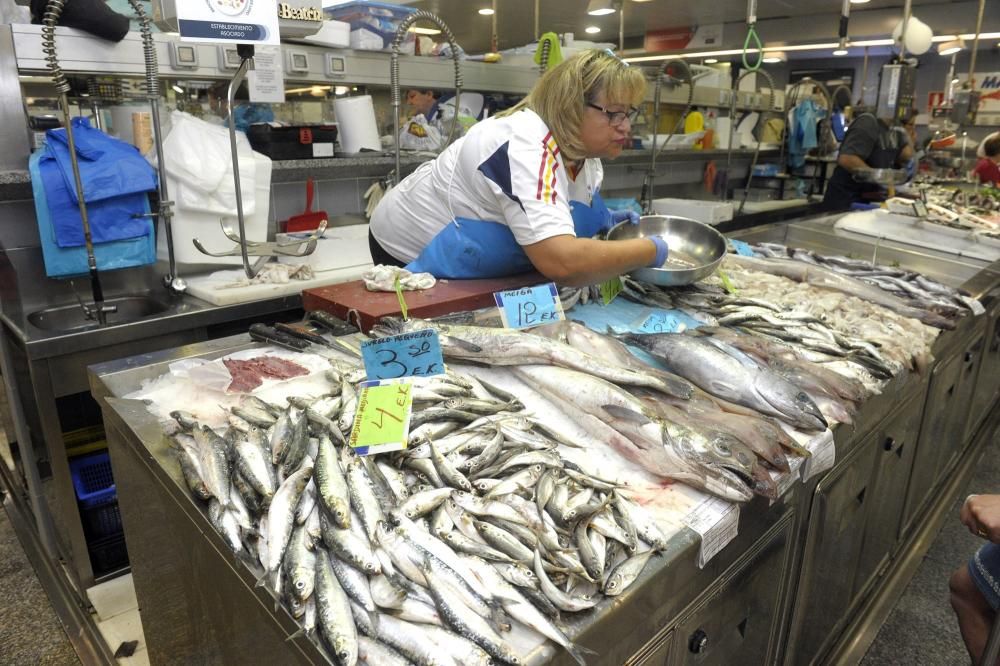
849, 0, 870, 3
938, 38, 965, 56
171, 84, 184, 94
478, 8, 494, 15
586, 0, 617, 16
409, 26, 442, 35
833, 48, 849, 56
585, 26, 601, 34
704, 58, 719, 64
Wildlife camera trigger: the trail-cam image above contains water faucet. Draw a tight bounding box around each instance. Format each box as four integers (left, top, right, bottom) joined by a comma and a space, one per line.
389, 11, 464, 186
642, 59, 695, 214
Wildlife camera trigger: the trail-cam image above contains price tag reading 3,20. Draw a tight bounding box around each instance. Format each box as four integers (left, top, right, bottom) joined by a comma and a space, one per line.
360, 330, 446, 381
348, 379, 414, 456
494, 283, 564, 329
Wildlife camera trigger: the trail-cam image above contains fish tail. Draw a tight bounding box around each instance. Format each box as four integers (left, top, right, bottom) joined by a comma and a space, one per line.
285, 628, 304, 642
565, 641, 598, 666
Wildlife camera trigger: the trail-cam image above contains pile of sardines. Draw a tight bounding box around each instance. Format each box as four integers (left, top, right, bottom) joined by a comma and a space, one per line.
167, 361, 670, 666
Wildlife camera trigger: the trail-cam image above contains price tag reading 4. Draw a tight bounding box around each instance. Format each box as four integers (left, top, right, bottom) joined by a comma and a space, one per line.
729, 239, 755, 257
349, 380, 413, 456
494, 283, 564, 329
360, 330, 445, 381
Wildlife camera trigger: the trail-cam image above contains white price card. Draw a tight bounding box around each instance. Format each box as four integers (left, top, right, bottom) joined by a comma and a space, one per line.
248, 46, 285, 103
683, 496, 739, 568
177, 0, 281, 45
800, 429, 836, 483
769, 455, 805, 506
959, 295, 986, 316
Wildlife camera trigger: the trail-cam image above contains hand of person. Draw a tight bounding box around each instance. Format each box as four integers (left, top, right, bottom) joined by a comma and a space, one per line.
960, 494, 1000, 542
648, 235, 669, 268
609, 209, 640, 227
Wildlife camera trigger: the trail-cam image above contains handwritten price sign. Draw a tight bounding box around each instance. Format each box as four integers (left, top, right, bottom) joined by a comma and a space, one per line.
348, 379, 413, 455
494, 283, 564, 329
361, 329, 445, 381
636, 309, 704, 333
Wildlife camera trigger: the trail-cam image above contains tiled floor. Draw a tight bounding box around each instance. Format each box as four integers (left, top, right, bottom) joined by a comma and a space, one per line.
861, 428, 1000, 665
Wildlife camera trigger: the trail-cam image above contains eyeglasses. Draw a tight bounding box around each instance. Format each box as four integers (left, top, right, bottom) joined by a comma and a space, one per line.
587, 103, 640, 127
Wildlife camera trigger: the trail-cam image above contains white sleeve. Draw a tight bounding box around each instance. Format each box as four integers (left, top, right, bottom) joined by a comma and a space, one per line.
477, 128, 576, 246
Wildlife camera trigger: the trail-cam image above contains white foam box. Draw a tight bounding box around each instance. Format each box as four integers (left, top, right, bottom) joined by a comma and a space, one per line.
651, 198, 734, 226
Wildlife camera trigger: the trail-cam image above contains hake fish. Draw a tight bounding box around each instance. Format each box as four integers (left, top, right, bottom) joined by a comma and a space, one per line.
372, 318, 693, 399
618, 332, 828, 432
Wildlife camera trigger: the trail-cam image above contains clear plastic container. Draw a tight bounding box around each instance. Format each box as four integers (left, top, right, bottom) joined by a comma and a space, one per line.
324, 1, 416, 50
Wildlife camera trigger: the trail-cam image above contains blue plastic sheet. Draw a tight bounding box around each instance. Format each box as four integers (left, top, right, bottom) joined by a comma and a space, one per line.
42, 117, 157, 248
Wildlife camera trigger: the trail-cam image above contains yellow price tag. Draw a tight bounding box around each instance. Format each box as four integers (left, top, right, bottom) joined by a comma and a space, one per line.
394, 273, 409, 321
599, 276, 624, 305
717, 269, 738, 295
348, 380, 413, 455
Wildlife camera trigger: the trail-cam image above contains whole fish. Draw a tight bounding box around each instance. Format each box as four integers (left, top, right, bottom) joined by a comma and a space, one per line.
723, 254, 955, 329
315, 549, 359, 666
618, 332, 828, 432
357, 636, 410, 666
604, 549, 655, 596
373, 318, 692, 399
422, 556, 522, 665
515, 365, 756, 502
315, 435, 351, 529
193, 426, 233, 509
283, 526, 316, 603
232, 428, 277, 501
531, 319, 694, 398
262, 459, 314, 589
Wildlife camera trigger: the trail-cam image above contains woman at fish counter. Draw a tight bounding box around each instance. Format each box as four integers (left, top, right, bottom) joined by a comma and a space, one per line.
368, 49, 667, 286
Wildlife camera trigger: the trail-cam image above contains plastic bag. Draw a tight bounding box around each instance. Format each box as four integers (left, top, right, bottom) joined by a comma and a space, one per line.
156, 111, 256, 216
398, 114, 444, 151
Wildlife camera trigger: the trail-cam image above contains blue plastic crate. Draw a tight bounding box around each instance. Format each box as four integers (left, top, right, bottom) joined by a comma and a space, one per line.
69, 450, 116, 507
81, 497, 123, 539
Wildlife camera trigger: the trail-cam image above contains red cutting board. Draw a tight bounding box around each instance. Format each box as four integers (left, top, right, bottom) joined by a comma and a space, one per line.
302, 273, 547, 333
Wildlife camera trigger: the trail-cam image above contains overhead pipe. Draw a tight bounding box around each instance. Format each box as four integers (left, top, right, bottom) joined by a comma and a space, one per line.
966, 0, 985, 90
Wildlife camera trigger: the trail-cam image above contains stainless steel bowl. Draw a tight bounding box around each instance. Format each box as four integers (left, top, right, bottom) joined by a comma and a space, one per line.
606, 214, 727, 286
852, 168, 909, 185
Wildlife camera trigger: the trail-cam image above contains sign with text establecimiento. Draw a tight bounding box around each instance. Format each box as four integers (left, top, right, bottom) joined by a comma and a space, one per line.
177, 0, 281, 45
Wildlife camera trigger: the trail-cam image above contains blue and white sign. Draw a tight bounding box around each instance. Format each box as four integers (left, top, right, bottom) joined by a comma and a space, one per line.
636, 309, 704, 334
361, 330, 446, 381
177, 0, 281, 45
494, 283, 564, 329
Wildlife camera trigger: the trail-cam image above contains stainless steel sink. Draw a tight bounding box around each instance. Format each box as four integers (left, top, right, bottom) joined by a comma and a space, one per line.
27, 295, 171, 332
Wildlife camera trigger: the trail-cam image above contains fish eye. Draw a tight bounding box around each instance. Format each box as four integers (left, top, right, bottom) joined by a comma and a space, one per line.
296, 580, 305, 590
715, 440, 731, 456
797, 392, 809, 401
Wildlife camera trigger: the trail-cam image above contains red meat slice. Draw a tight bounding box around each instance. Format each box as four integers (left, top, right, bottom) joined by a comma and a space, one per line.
223, 356, 309, 393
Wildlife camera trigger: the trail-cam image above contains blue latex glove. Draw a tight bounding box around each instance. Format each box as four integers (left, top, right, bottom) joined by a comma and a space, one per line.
648, 236, 669, 267
610, 209, 640, 227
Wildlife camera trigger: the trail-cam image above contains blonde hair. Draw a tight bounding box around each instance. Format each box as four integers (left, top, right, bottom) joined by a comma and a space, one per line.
502, 49, 647, 161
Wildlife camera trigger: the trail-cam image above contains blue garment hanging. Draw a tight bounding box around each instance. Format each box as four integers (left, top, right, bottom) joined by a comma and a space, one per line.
42, 117, 157, 248
788, 99, 824, 169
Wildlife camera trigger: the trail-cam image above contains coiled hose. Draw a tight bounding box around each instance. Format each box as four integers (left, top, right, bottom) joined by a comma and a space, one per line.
41, 0, 69, 94
43, 0, 109, 323
641, 59, 695, 213
391, 10, 463, 185
127, 0, 183, 291
727, 68, 776, 215
538, 38, 552, 75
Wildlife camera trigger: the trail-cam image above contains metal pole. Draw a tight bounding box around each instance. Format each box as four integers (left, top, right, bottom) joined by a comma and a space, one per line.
534, 0, 539, 41
618, 1, 624, 53
227, 49, 255, 279
946, 52, 958, 105
967, 0, 985, 91
898, 0, 912, 60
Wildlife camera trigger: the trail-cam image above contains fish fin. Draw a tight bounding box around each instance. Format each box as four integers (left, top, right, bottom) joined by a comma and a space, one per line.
602, 404, 653, 425
285, 628, 304, 642
442, 334, 483, 354
565, 642, 599, 666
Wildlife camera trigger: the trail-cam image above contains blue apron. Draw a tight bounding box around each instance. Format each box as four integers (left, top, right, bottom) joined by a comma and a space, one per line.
405, 192, 611, 279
